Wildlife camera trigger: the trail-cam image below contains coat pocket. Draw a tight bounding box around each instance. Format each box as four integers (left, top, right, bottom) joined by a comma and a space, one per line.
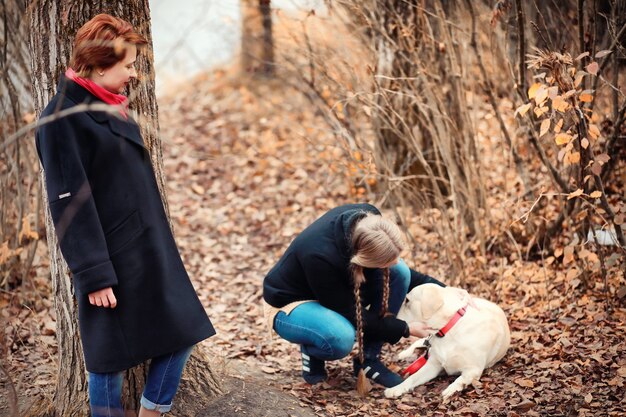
105, 210, 143, 256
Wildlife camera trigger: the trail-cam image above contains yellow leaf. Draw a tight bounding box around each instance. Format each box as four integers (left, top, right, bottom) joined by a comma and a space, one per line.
18, 216, 39, 243
574, 72, 586, 87
554, 119, 564, 133
590, 191, 602, 198
588, 124, 600, 139
555, 133, 572, 145
191, 184, 205, 195
581, 138, 590, 149
539, 119, 551, 138
515, 378, 535, 388
547, 86, 559, 99
534, 106, 548, 118
0, 241, 11, 265
568, 188, 584, 200
515, 103, 532, 117
579, 92, 593, 102
586, 61, 599, 75
563, 89, 577, 99
23, 112, 35, 124
552, 96, 569, 112
534, 86, 549, 105
575, 51, 590, 61
528, 83, 542, 100
569, 152, 581, 164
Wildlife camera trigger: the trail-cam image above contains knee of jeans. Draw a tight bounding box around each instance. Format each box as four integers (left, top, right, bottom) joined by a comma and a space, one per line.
325, 326, 355, 360
391, 260, 411, 292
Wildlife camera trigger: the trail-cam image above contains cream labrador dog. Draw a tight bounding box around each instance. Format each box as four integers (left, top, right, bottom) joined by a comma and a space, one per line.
384, 284, 510, 400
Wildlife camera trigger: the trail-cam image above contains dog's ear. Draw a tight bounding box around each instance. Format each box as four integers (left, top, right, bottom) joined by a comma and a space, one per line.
420, 285, 444, 321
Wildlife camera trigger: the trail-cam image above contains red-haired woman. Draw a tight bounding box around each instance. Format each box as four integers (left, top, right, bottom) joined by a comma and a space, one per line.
35, 14, 215, 417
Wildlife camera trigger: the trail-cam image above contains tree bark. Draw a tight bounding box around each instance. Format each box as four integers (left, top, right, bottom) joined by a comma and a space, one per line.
240, 0, 274, 76
28, 2, 221, 416
259, 0, 274, 75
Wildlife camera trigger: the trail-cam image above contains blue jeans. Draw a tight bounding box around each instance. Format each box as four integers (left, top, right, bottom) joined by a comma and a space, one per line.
273, 259, 411, 360
88, 345, 194, 416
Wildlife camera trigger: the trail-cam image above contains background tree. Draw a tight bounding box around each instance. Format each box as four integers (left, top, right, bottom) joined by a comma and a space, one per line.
28, 1, 221, 415
241, 0, 274, 76
0, 0, 38, 297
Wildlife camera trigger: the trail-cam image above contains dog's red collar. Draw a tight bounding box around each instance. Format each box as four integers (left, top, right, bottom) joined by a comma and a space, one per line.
400, 305, 469, 377
436, 305, 468, 338
400, 351, 429, 376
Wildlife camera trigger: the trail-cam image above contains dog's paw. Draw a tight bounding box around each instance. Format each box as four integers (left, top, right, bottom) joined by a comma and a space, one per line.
384, 386, 404, 398
397, 349, 414, 360
441, 384, 460, 402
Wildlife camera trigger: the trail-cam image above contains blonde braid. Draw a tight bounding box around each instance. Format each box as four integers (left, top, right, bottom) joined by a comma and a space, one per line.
351, 264, 366, 365
380, 267, 391, 318
352, 264, 372, 396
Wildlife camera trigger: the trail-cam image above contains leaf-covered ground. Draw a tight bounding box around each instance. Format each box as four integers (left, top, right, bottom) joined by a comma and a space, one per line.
156, 71, 625, 416
2, 68, 624, 417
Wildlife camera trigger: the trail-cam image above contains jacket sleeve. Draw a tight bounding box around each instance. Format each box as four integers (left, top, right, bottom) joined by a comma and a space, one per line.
408, 268, 445, 291
36, 114, 118, 295
303, 254, 407, 344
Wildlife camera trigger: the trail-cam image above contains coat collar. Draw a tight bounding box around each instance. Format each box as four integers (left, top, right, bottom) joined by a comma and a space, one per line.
56, 74, 145, 149
334, 209, 369, 260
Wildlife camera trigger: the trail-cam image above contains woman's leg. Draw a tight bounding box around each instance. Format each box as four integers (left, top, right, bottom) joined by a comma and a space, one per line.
88, 371, 125, 417
139, 345, 194, 416
273, 301, 355, 383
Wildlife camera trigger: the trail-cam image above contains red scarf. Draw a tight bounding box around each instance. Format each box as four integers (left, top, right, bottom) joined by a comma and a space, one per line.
65, 68, 129, 118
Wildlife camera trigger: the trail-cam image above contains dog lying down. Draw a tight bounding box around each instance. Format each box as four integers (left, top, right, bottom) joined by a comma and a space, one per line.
384, 284, 510, 400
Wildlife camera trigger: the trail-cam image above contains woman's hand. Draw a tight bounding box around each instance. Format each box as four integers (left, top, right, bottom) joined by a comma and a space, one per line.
88, 287, 117, 308
408, 321, 431, 338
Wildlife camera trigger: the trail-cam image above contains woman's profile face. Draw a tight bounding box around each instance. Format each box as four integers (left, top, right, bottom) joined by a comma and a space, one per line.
94, 43, 138, 94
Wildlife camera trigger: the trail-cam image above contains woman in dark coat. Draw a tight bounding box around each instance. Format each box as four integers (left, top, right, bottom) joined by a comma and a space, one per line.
35, 14, 215, 417
263, 203, 447, 393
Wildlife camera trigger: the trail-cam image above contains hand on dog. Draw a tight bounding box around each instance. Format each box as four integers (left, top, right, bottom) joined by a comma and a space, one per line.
408, 321, 431, 338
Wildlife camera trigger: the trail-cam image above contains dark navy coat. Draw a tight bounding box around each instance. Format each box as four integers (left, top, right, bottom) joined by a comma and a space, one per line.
36, 76, 215, 373
263, 203, 444, 345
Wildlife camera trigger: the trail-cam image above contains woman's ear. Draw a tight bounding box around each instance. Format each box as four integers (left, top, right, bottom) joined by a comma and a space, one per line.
420, 285, 444, 320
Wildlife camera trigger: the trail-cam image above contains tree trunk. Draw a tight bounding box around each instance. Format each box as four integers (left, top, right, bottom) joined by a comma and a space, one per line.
28, 2, 221, 416
240, 0, 274, 76
260, 0, 274, 76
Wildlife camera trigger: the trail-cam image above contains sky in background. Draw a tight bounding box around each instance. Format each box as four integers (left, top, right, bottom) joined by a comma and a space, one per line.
150, 0, 325, 95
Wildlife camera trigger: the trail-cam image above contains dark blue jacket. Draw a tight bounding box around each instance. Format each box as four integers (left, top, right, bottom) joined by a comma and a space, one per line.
36, 76, 215, 373
263, 204, 444, 344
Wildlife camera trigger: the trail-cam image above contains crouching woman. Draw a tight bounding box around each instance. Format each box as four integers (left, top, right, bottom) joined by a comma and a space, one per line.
262, 203, 445, 392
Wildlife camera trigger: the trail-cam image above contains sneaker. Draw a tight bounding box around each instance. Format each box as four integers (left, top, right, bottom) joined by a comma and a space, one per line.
301, 346, 327, 384
353, 357, 402, 388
